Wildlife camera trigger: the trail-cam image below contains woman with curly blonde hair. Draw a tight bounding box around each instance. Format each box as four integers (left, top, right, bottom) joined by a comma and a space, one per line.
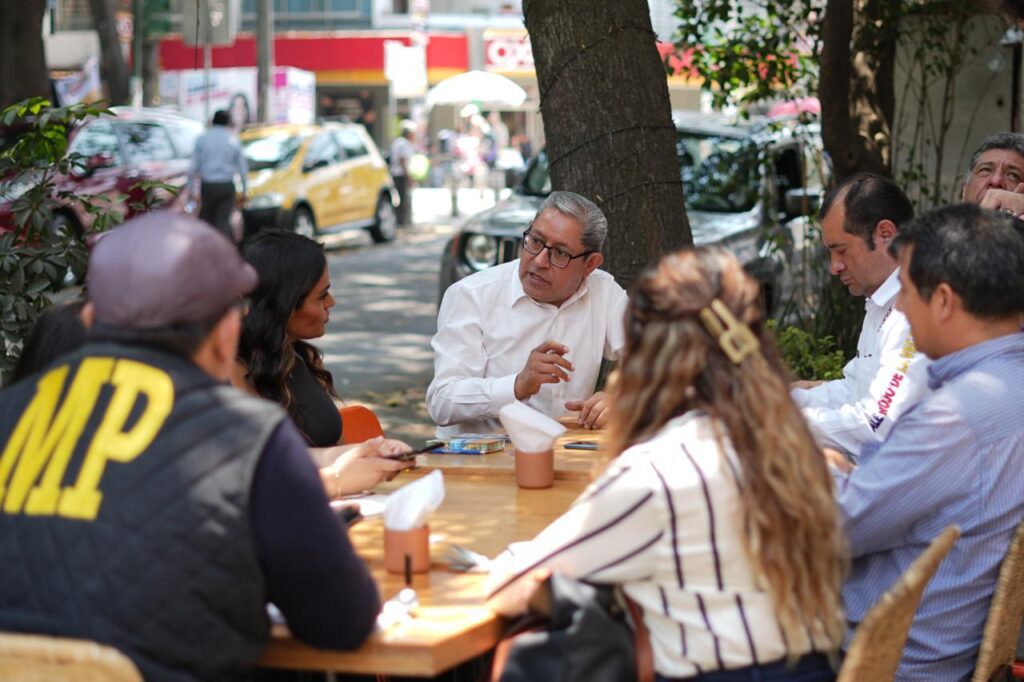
489, 247, 846, 681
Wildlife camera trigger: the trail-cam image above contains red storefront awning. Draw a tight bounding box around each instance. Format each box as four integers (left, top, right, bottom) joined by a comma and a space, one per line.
159, 32, 469, 86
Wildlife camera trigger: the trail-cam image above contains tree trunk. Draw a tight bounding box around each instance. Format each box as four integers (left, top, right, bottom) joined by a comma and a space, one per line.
0, 0, 49, 108
89, 0, 130, 105
819, 0, 898, 181
523, 0, 690, 288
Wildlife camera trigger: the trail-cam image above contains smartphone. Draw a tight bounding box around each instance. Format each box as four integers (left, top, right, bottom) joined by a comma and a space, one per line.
387, 442, 444, 461
564, 440, 599, 451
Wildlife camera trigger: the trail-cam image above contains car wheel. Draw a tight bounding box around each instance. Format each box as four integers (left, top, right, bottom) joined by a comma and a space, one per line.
292, 206, 317, 239
368, 195, 397, 244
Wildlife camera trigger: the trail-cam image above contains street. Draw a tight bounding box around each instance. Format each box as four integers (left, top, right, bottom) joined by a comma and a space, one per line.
318, 187, 502, 443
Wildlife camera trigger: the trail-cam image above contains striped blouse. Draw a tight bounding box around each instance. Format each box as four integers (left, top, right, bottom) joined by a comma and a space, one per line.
488, 411, 834, 678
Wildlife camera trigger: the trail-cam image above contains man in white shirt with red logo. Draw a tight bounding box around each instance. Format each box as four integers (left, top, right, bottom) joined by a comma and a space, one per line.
792, 173, 929, 459
427, 191, 627, 437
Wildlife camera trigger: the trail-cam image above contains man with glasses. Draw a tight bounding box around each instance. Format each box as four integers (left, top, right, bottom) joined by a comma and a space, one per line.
960, 132, 1024, 217
427, 191, 627, 436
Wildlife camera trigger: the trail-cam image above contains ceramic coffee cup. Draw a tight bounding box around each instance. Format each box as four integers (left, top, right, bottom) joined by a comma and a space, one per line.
514, 448, 554, 489
384, 524, 431, 574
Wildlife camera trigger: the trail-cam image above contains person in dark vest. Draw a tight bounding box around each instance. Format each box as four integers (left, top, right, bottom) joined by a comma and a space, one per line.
0, 212, 382, 681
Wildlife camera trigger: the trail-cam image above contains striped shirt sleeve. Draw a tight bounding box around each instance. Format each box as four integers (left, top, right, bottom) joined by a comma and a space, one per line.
487, 460, 664, 611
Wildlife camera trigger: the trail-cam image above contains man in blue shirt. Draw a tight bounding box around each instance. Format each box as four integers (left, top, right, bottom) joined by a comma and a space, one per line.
835, 203, 1024, 680
190, 109, 249, 240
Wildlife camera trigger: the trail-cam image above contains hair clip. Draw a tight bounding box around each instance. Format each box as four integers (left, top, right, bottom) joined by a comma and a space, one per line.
699, 299, 760, 365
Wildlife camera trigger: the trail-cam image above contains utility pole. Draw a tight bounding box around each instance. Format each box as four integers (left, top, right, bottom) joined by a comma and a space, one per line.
257, 0, 273, 123
203, 0, 211, 125
132, 0, 143, 106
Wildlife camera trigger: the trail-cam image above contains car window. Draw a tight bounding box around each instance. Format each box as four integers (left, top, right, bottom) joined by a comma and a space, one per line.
304, 132, 342, 170
243, 132, 305, 171
334, 128, 368, 159
116, 122, 177, 163
68, 120, 124, 166
520, 136, 761, 212
678, 132, 760, 213
162, 118, 204, 158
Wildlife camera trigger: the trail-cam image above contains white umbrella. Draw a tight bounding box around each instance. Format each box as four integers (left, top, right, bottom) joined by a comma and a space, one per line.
425, 70, 527, 110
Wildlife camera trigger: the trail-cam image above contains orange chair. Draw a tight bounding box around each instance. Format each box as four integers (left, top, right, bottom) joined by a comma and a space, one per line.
339, 405, 385, 444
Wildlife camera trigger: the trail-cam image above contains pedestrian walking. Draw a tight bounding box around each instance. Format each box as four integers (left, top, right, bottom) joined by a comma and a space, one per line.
190, 109, 249, 240
390, 120, 417, 227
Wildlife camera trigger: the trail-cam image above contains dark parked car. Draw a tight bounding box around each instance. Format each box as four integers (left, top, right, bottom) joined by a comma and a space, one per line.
438, 112, 830, 312
0, 106, 203, 239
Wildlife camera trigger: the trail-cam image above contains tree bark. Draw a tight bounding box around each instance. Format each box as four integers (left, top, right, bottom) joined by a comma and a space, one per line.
523, 0, 690, 288
0, 0, 49, 108
89, 0, 131, 105
819, 0, 898, 180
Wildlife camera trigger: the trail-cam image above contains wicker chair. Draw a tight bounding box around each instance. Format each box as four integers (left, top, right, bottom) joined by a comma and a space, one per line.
837, 525, 961, 682
0, 632, 142, 681
972, 520, 1024, 682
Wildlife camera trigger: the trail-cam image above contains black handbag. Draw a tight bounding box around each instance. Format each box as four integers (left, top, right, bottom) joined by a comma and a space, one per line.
491, 573, 654, 682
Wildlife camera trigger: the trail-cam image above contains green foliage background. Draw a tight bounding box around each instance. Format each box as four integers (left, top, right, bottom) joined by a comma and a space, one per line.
0, 98, 176, 383
671, 0, 985, 378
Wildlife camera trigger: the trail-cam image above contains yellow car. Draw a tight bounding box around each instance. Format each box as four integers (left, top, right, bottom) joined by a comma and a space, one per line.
240, 122, 398, 242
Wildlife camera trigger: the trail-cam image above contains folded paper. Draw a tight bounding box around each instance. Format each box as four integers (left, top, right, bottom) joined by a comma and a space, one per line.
499, 401, 566, 452
384, 470, 445, 531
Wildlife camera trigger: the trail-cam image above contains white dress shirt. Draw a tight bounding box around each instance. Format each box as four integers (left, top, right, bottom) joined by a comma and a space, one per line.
427, 260, 627, 437
488, 412, 834, 678
389, 136, 415, 176
791, 268, 930, 457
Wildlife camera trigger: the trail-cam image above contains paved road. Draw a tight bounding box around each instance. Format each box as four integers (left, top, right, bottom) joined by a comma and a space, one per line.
318, 187, 502, 443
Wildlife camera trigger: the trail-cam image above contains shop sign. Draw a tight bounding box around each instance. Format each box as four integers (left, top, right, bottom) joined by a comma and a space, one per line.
484, 30, 533, 73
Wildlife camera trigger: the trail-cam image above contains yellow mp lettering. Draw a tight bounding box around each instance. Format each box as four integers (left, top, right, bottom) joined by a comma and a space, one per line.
1, 360, 113, 514
58, 360, 173, 520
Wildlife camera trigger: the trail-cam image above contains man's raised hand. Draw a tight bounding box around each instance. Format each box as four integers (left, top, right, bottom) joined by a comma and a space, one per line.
514, 340, 573, 400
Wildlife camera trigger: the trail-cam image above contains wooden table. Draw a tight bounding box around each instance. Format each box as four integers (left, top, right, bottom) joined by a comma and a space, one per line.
416, 426, 605, 481
258, 433, 599, 677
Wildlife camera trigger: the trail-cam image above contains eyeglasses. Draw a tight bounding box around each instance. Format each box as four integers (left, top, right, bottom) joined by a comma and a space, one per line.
521, 229, 593, 268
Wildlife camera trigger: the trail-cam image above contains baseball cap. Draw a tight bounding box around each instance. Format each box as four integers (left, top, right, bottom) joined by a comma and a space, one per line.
87, 212, 258, 329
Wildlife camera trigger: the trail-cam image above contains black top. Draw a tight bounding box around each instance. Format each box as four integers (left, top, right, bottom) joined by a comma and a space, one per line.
251, 422, 380, 649
287, 351, 343, 447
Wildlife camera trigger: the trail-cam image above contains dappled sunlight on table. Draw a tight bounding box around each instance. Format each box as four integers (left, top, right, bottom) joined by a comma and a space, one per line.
261, 437, 599, 675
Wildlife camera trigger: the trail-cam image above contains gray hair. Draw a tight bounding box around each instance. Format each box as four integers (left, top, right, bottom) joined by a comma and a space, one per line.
536, 190, 608, 253
965, 132, 1024, 182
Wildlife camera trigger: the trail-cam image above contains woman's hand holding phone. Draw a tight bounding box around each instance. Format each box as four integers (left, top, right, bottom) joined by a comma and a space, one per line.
322, 437, 417, 497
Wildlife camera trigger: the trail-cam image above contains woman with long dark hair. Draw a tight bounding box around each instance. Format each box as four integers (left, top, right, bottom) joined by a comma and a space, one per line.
488, 247, 846, 681
232, 229, 411, 497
